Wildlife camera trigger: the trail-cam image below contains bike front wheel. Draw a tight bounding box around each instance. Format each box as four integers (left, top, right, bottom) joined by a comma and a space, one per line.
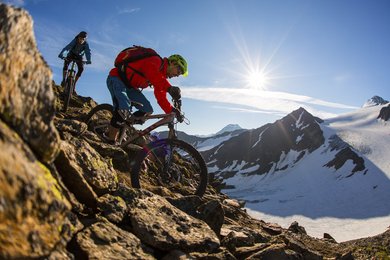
63, 78, 74, 112
131, 138, 208, 197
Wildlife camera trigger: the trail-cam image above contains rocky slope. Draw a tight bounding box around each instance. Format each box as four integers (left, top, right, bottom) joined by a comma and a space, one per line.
0, 3, 389, 259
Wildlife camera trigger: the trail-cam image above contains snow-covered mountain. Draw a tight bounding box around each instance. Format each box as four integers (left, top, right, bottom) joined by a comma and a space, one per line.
215, 124, 243, 135
201, 101, 390, 242
362, 95, 389, 108
194, 126, 247, 151
159, 124, 247, 152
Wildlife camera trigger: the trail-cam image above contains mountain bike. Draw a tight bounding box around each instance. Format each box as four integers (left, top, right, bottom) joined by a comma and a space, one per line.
84, 100, 208, 197
61, 58, 86, 112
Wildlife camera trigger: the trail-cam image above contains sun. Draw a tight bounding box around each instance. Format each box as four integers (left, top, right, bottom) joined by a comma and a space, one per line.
245, 69, 270, 90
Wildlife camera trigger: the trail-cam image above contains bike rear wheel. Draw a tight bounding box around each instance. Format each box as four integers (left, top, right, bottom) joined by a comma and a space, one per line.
131, 138, 208, 197
85, 103, 114, 141
63, 78, 74, 112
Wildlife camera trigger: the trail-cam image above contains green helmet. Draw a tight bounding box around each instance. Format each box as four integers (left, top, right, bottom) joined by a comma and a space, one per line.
168, 54, 188, 77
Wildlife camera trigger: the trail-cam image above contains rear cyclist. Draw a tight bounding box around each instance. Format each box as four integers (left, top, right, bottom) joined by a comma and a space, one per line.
58, 31, 92, 91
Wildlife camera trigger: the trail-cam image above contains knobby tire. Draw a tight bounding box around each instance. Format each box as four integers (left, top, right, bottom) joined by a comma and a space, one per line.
131, 138, 208, 197
63, 78, 74, 112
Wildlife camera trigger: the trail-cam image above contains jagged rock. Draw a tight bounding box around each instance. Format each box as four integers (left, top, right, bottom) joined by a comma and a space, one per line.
234, 243, 271, 259
54, 135, 118, 207
54, 140, 98, 208
54, 117, 88, 138
161, 248, 237, 260
117, 187, 220, 252
340, 229, 390, 258
222, 229, 256, 251
224, 198, 243, 208
340, 251, 354, 260
260, 223, 284, 236
81, 131, 131, 173
221, 198, 253, 224
197, 199, 225, 235
288, 221, 307, 235
283, 235, 322, 259
63, 135, 118, 194
76, 218, 155, 259
97, 194, 127, 224
190, 247, 237, 259
221, 224, 270, 254
323, 233, 337, 243
324, 147, 365, 175
160, 249, 189, 260
377, 104, 390, 121
167, 196, 224, 236
45, 248, 75, 260
46, 162, 85, 213
0, 3, 60, 163
167, 195, 204, 216
247, 243, 300, 259
52, 82, 98, 120
0, 120, 75, 259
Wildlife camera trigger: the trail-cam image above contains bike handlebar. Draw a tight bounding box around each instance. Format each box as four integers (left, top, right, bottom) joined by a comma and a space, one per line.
60, 57, 88, 64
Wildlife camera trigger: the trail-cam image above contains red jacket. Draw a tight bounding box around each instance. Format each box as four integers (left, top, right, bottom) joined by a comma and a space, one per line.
109, 56, 173, 113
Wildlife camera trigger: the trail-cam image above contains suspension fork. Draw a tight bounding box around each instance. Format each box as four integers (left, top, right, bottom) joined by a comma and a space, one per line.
64, 63, 74, 92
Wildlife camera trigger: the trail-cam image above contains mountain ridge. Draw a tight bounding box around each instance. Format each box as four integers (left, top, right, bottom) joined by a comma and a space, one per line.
209, 103, 390, 241
215, 123, 243, 135
204, 107, 325, 176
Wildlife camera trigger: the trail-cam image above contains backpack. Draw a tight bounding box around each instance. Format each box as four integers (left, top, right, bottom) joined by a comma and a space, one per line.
115, 45, 161, 86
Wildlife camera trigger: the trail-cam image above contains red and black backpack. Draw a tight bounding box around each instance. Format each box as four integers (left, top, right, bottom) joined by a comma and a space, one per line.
114, 45, 162, 86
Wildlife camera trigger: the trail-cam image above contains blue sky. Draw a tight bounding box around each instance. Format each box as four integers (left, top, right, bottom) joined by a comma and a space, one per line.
3, 0, 390, 135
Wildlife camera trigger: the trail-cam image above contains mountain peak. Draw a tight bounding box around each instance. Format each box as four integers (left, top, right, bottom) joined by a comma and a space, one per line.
363, 96, 389, 108
215, 124, 243, 135
287, 107, 323, 124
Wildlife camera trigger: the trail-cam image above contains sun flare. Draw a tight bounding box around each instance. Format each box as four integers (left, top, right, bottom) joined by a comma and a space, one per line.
246, 70, 270, 90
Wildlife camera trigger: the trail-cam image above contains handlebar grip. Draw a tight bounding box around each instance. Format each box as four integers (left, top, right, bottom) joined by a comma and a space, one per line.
174, 99, 182, 110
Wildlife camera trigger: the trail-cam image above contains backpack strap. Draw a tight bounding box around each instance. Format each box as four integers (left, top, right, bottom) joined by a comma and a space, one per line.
116, 46, 162, 87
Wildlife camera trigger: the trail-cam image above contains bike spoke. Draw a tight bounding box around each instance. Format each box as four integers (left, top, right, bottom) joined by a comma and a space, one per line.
134, 140, 207, 196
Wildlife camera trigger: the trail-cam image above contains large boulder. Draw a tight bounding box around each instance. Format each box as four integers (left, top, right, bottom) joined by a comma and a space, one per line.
54, 134, 118, 207
0, 120, 76, 259
378, 104, 390, 121
115, 186, 220, 253
0, 3, 59, 163
76, 218, 155, 260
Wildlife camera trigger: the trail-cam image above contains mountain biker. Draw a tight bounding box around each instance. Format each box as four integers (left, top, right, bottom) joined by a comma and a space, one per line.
58, 31, 92, 89
106, 47, 187, 142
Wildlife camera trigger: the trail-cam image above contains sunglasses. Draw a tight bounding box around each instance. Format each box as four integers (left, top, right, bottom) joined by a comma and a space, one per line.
176, 65, 183, 75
